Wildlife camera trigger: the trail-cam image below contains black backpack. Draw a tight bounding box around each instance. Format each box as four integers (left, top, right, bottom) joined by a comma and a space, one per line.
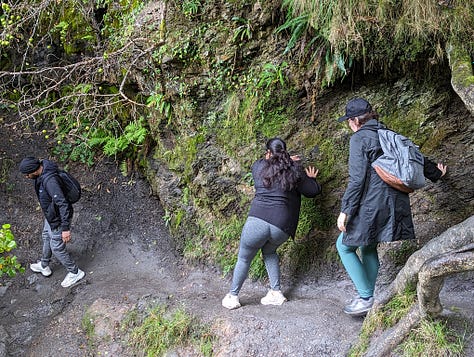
44, 170, 82, 204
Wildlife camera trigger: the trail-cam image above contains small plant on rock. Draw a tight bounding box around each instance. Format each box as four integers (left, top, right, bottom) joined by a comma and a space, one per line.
182, 0, 201, 17
257, 62, 288, 90
232, 16, 252, 42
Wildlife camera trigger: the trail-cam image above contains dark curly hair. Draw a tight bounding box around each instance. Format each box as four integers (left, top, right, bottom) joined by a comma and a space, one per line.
261, 138, 302, 191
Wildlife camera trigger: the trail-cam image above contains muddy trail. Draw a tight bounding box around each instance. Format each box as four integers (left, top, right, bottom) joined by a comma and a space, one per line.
1, 125, 473, 357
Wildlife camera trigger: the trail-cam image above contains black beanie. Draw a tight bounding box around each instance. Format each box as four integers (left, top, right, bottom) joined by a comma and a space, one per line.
19, 157, 41, 174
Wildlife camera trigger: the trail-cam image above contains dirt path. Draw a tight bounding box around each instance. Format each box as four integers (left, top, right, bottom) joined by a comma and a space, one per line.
0, 163, 365, 356
0, 137, 365, 356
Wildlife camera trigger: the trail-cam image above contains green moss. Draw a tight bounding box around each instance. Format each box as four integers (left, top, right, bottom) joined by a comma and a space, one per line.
81, 311, 96, 352
128, 305, 215, 357
381, 97, 437, 146
157, 133, 205, 184
205, 214, 244, 275
463, 76, 474, 86
386, 240, 418, 267
216, 92, 259, 151
257, 103, 291, 139
449, 44, 474, 87
399, 318, 466, 356
420, 126, 448, 154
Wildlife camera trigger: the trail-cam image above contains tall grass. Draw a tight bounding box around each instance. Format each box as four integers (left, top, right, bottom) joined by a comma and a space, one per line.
279, 0, 474, 83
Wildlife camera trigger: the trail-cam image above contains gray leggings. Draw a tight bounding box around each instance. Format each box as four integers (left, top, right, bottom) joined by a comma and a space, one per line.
41, 219, 78, 273
230, 216, 289, 295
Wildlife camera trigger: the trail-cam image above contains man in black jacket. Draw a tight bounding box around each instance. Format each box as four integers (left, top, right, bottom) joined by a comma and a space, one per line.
20, 157, 85, 288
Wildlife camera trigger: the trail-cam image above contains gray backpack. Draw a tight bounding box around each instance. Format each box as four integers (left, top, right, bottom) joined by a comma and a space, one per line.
371, 129, 425, 193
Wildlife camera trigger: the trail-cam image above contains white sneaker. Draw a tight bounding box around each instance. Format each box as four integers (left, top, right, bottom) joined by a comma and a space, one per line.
61, 269, 85, 288
261, 290, 287, 305
30, 261, 52, 277
222, 293, 241, 310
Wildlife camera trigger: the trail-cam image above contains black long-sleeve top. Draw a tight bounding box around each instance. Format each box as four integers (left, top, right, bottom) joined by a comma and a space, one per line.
248, 158, 322, 237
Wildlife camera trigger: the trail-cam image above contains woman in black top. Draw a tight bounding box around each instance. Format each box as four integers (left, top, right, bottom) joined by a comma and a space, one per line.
336, 98, 447, 316
222, 138, 322, 309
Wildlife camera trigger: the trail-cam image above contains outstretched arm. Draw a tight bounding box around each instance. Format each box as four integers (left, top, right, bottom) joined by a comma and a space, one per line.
424, 157, 447, 182
298, 165, 322, 198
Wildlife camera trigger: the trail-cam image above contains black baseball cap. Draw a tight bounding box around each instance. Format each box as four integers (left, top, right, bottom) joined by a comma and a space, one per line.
338, 98, 372, 122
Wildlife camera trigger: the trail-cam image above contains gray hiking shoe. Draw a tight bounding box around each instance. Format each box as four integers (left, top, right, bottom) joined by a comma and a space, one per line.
343, 297, 374, 316
30, 261, 52, 277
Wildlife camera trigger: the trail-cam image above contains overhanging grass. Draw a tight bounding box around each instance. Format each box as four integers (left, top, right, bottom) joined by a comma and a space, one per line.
280, 0, 474, 83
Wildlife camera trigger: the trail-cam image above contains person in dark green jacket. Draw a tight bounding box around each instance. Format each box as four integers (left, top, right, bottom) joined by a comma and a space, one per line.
336, 98, 447, 316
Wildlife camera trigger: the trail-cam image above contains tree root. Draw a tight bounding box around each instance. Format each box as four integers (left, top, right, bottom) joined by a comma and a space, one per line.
375, 216, 474, 308
360, 216, 474, 357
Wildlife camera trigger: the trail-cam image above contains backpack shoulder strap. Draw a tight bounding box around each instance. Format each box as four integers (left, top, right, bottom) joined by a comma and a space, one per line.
41, 171, 62, 195
42, 171, 58, 185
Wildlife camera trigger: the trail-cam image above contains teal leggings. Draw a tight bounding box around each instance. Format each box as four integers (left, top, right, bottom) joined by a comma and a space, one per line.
336, 233, 379, 298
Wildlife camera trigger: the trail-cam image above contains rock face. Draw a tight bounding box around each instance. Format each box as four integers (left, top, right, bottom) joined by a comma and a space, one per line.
447, 43, 474, 116
130, 1, 474, 275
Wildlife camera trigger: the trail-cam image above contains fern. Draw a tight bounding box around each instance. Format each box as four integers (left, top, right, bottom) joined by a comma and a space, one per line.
276, 13, 309, 54
123, 120, 147, 145
88, 120, 148, 157
120, 160, 128, 176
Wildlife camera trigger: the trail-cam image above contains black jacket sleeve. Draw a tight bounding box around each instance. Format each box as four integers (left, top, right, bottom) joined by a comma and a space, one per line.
423, 156, 443, 182
297, 173, 322, 198
341, 134, 368, 216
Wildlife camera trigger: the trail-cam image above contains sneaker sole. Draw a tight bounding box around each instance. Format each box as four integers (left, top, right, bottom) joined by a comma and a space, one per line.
343, 308, 370, 317
261, 299, 287, 306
